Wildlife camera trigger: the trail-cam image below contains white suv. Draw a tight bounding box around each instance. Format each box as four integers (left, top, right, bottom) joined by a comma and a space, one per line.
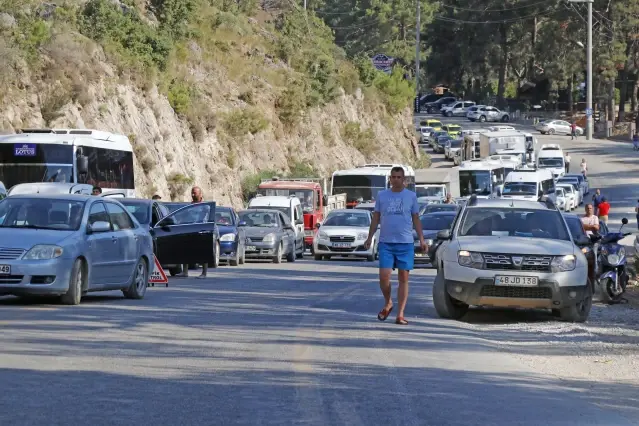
432, 196, 592, 322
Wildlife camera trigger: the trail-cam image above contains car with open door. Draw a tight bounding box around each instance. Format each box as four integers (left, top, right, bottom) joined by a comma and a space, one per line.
151, 202, 221, 269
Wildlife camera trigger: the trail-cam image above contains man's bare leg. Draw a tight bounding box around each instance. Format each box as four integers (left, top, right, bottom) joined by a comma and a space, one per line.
379, 268, 393, 310
177, 264, 189, 277
397, 270, 410, 319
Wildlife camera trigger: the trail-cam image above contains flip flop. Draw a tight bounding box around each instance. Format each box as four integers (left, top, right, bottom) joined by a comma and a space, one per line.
377, 306, 393, 321
395, 317, 408, 325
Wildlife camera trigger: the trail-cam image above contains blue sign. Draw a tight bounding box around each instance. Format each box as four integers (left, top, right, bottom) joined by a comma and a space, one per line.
585, 107, 593, 116
14, 143, 36, 156
371, 53, 394, 74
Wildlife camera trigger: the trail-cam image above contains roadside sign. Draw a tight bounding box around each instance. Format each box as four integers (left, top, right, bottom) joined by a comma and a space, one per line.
371, 53, 394, 73
148, 255, 168, 287
585, 107, 593, 116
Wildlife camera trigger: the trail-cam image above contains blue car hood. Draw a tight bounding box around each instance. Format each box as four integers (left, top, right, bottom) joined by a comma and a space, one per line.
218, 225, 237, 235
0, 228, 76, 251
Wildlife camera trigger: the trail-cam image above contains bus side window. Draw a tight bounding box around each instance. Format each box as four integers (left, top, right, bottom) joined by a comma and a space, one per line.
315, 190, 321, 210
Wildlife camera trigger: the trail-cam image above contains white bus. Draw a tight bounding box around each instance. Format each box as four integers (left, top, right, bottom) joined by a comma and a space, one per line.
331, 164, 416, 208
0, 128, 135, 197
458, 159, 506, 199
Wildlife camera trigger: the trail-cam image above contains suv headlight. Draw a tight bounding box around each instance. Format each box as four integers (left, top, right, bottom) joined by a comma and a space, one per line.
551, 255, 576, 272
263, 233, 276, 243
458, 250, 483, 268
23, 245, 63, 260
219, 233, 236, 242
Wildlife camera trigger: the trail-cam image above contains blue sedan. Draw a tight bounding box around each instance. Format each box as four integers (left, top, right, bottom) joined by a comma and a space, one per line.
0, 195, 154, 304
215, 206, 246, 266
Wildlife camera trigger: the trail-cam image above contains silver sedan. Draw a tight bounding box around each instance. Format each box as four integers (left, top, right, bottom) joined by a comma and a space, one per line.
0, 194, 154, 304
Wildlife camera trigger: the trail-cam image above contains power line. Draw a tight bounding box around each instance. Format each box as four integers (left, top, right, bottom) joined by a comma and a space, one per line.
433, 10, 554, 24
438, 0, 554, 13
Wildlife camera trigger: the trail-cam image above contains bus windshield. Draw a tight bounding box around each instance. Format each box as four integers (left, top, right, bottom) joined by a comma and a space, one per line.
0, 144, 74, 188
332, 174, 387, 204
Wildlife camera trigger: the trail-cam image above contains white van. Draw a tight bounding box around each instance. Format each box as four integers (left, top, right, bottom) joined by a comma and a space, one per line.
500, 168, 556, 203
247, 195, 305, 258
536, 144, 565, 179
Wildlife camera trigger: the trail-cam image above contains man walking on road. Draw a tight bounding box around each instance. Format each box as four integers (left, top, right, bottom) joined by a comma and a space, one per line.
177, 186, 209, 279
364, 166, 427, 325
592, 189, 603, 216
564, 152, 571, 173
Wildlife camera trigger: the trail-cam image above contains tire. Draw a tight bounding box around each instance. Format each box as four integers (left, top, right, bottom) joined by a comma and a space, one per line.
559, 285, 592, 322
540, 131, 546, 135
432, 272, 468, 319
273, 242, 283, 264
239, 246, 245, 265
446, 111, 453, 117
314, 254, 323, 261
286, 243, 295, 262
61, 258, 84, 305
501, 115, 509, 122
599, 277, 625, 304
169, 266, 182, 276
296, 241, 303, 259
211, 242, 220, 268
230, 246, 240, 266
123, 257, 148, 300
479, 115, 486, 122
548, 128, 555, 135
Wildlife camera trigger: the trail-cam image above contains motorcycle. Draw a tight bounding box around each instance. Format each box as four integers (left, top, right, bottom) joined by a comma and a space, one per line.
593, 217, 632, 303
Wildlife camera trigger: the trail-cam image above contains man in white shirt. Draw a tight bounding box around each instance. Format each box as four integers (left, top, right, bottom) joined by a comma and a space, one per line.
564, 153, 571, 173
581, 204, 599, 236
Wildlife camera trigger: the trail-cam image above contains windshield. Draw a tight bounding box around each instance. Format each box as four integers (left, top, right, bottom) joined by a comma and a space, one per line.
323, 212, 370, 227
247, 205, 289, 219
0, 197, 85, 230
564, 216, 586, 238
538, 157, 564, 168
502, 182, 537, 196
447, 126, 461, 131
429, 121, 442, 127
558, 185, 573, 193
449, 140, 461, 148
0, 144, 74, 188
459, 207, 570, 240
416, 186, 445, 197
420, 213, 455, 231
460, 170, 492, 196
239, 211, 279, 227
120, 201, 150, 224
420, 204, 458, 215
555, 189, 565, 197
259, 188, 314, 212
214, 209, 234, 225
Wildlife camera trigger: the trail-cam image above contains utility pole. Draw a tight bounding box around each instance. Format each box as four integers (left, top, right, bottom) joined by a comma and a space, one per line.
415, 0, 420, 96
569, 0, 593, 140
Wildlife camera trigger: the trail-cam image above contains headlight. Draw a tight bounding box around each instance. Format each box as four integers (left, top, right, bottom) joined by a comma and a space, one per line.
219, 233, 236, 242
425, 239, 433, 246
23, 245, 63, 260
357, 232, 368, 240
551, 255, 576, 272
318, 232, 328, 239
263, 233, 275, 243
458, 250, 483, 268
581, 247, 591, 254
607, 254, 620, 265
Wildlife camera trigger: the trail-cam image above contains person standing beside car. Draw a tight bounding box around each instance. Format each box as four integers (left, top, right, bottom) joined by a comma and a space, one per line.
364, 166, 427, 325
581, 204, 600, 236
177, 186, 209, 279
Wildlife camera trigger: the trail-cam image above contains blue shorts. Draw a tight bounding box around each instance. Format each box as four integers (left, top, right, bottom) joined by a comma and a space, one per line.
378, 242, 414, 271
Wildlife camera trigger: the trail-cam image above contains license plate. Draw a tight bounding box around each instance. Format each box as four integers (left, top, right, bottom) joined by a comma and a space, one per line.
494, 275, 538, 286
0, 265, 10, 275
415, 252, 425, 257
245, 246, 257, 252
333, 243, 351, 248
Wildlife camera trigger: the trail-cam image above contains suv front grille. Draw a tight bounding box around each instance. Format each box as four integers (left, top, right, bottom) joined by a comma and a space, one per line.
480, 285, 552, 299
482, 253, 552, 272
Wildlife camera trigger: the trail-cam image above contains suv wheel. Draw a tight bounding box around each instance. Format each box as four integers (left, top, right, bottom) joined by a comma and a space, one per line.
432, 272, 469, 320
559, 285, 592, 322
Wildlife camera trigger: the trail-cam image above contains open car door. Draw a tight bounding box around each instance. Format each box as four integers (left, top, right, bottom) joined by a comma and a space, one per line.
151, 202, 217, 265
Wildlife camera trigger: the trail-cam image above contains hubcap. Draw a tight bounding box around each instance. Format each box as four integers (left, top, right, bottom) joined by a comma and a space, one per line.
76, 266, 82, 292
135, 262, 146, 291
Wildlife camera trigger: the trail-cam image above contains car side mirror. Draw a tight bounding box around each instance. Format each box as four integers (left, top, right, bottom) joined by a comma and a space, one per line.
590, 233, 603, 243
622, 217, 629, 225
574, 235, 591, 246
158, 217, 176, 227
315, 223, 321, 229
436, 229, 451, 240
238, 221, 247, 227
77, 155, 89, 175
88, 221, 110, 234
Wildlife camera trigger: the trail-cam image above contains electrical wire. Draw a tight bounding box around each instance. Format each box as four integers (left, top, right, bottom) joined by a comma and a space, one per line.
433, 10, 555, 24
438, 0, 554, 13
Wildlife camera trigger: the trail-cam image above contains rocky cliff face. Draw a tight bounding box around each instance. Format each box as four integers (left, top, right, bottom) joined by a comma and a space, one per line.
0, 1, 424, 209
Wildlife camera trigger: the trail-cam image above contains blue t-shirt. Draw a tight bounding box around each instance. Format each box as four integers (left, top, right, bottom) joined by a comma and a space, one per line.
374, 189, 419, 244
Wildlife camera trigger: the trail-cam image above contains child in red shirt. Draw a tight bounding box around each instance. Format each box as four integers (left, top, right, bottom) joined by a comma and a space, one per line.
597, 197, 610, 224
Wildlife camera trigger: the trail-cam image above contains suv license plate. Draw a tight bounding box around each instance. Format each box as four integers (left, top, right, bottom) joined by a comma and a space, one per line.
245, 246, 257, 252
0, 265, 10, 274
495, 275, 538, 286
333, 243, 350, 248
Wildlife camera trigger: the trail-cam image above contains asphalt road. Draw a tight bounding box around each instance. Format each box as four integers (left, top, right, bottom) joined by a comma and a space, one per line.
1, 115, 639, 425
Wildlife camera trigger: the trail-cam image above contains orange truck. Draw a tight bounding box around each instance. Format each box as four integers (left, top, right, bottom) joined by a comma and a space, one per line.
257, 178, 346, 253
